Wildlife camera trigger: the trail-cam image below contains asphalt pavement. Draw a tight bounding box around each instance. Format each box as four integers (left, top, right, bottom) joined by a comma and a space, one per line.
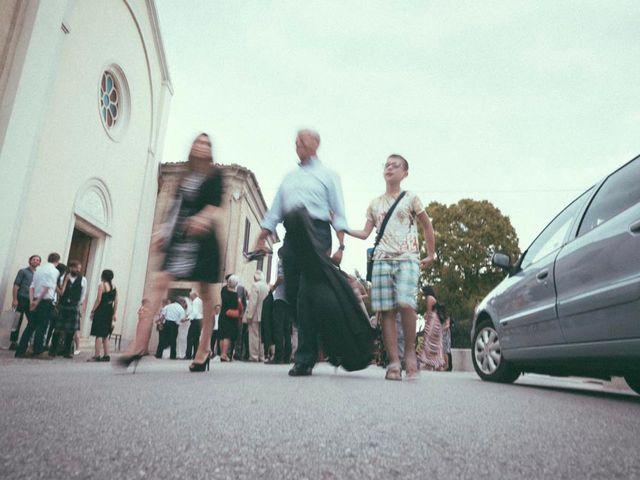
1, 352, 638, 480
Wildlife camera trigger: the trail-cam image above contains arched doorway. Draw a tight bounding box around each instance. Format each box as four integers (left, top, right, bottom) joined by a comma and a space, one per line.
70, 179, 113, 337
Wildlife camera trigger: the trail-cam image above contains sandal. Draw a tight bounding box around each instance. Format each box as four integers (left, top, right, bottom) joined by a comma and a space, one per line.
405, 356, 420, 381
385, 363, 402, 381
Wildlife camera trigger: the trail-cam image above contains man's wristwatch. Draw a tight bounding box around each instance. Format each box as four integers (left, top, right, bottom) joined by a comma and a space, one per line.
338, 244, 345, 251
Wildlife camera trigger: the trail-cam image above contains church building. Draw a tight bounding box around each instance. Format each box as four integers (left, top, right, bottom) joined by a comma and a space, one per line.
0, 0, 173, 341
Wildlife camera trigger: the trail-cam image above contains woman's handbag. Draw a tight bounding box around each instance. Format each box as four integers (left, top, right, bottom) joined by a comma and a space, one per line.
365, 191, 407, 282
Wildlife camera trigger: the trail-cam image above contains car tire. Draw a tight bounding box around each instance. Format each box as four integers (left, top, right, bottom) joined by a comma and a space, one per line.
472, 320, 520, 383
624, 373, 640, 395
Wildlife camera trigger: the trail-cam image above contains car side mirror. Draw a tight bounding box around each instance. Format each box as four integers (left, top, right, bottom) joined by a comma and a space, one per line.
492, 252, 513, 274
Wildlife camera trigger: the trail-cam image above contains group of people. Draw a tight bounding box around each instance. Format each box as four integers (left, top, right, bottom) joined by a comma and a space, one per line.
9, 127, 440, 380
151, 263, 296, 365
100, 127, 436, 382
10, 253, 117, 361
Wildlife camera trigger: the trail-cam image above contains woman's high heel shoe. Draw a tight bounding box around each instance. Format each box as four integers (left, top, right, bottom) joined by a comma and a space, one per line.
115, 354, 143, 374
189, 357, 210, 372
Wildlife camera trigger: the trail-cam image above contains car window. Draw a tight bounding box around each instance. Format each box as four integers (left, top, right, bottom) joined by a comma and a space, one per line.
577, 157, 640, 237
521, 189, 592, 270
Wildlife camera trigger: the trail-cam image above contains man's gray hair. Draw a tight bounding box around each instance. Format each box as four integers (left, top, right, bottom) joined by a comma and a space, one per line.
297, 129, 320, 145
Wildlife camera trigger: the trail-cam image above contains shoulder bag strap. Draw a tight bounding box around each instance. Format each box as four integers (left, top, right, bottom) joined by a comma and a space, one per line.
373, 191, 407, 250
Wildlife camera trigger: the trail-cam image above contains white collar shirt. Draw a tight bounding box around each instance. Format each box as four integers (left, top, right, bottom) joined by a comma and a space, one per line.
189, 297, 203, 320
30, 263, 59, 301
162, 303, 186, 323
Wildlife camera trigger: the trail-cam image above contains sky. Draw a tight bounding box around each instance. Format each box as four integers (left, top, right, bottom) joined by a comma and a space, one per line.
155, 0, 640, 276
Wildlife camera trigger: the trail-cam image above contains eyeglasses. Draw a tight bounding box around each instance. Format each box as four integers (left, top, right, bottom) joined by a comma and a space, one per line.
383, 162, 403, 170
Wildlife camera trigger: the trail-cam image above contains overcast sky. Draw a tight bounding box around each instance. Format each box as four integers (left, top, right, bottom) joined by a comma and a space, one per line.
156, 0, 640, 276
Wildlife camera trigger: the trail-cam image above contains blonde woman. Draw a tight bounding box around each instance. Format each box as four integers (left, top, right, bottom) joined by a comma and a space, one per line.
118, 133, 224, 373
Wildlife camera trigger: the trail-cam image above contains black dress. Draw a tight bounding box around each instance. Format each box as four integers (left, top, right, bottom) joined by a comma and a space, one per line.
162, 168, 223, 283
90, 287, 117, 338
217, 287, 239, 341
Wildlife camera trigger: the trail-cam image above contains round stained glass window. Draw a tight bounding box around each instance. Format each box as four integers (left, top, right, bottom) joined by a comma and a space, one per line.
99, 71, 119, 129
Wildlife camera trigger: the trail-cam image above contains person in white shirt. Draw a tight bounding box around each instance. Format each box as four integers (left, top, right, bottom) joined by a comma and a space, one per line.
246, 271, 270, 362
177, 296, 191, 359
185, 291, 203, 360
155, 298, 186, 359
210, 304, 221, 358
15, 253, 61, 358
49, 260, 87, 358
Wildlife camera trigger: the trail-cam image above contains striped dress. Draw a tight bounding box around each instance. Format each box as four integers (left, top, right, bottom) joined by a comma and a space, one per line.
417, 311, 446, 370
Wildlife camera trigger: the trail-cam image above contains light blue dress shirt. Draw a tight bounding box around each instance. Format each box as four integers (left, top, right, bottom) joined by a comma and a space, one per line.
262, 157, 348, 233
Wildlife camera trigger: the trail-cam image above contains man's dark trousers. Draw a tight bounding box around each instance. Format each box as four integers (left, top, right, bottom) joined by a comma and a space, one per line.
15, 300, 53, 356
185, 319, 202, 359
272, 299, 293, 363
282, 218, 331, 369
10, 296, 32, 344
155, 321, 179, 359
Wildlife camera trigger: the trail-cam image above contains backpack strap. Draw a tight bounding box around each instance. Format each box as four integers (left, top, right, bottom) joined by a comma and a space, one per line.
372, 191, 407, 250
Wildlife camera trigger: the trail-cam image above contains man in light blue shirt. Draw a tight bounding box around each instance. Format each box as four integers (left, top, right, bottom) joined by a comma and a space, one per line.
255, 129, 348, 376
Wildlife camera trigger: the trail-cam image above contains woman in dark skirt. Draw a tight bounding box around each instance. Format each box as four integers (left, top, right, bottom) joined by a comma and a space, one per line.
217, 275, 243, 362
119, 133, 225, 372
88, 269, 117, 361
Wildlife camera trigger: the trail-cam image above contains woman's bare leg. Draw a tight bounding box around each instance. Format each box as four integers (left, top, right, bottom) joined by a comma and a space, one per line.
102, 337, 109, 357
124, 271, 173, 356
94, 337, 101, 357
193, 282, 219, 364
220, 339, 229, 359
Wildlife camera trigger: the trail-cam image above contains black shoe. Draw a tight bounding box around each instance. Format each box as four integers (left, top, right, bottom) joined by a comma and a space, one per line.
100, 355, 110, 362
63, 354, 73, 359
115, 354, 143, 373
189, 357, 210, 372
288, 364, 313, 376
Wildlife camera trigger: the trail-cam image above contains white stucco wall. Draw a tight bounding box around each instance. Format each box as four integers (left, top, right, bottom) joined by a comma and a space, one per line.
0, 0, 172, 340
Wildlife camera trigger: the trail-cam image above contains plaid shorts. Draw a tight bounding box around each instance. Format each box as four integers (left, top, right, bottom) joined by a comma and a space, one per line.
371, 259, 419, 312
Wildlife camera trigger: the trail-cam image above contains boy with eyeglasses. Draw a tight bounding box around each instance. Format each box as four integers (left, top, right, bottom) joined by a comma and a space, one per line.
348, 154, 435, 380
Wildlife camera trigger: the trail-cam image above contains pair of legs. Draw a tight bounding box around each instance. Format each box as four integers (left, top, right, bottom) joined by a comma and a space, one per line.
93, 336, 109, 358
219, 336, 232, 361
248, 320, 263, 361
233, 322, 249, 360
380, 306, 418, 377
283, 218, 332, 370
49, 330, 74, 357
10, 297, 32, 347
371, 259, 421, 379
155, 321, 178, 359
272, 299, 293, 363
125, 271, 217, 366
209, 330, 218, 357
185, 319, 202, 359
15, 300, 53, 356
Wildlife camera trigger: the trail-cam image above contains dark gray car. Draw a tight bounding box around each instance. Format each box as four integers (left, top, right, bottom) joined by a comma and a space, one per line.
471, 154, 640, 394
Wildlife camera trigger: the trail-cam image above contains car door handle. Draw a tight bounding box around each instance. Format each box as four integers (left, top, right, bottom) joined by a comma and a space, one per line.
536, 270, 549, 281
630, 220, 640, 234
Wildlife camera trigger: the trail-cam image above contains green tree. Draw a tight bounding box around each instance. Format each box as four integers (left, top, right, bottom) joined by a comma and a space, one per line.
418, 199, 521, 348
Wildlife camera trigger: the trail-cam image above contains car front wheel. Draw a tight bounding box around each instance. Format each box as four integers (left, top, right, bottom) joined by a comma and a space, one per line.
624, 373, 640, 395
472, 320, 520, 383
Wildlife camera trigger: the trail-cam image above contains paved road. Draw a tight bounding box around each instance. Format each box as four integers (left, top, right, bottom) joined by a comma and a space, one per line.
1, 353, 638, 480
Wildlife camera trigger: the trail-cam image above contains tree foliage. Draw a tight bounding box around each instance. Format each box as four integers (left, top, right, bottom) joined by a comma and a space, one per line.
418, 199, 521, 348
